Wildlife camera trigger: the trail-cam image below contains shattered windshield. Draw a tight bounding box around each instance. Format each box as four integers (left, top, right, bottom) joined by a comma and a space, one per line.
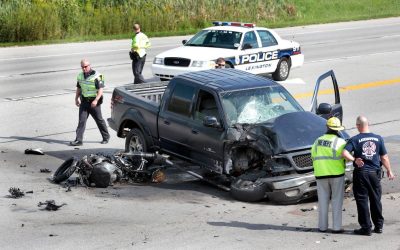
185, 30, 242, 49
221, 86, 304, 126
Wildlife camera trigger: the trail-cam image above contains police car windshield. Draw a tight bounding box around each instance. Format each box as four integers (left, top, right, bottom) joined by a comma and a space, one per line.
221, 86, 304, 126
185, 30, 242, 49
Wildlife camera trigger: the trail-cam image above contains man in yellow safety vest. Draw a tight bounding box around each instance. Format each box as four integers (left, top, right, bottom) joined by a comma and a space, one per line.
130, 23, 151, 84
311, 117, 346, 233
70, 59, 110, 146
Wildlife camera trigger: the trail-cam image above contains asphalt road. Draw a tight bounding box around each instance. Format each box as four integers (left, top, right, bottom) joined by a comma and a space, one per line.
0, 18, 400, 249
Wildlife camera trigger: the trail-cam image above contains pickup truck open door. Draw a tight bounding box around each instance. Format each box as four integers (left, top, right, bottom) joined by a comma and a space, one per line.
309, 70, 343, 121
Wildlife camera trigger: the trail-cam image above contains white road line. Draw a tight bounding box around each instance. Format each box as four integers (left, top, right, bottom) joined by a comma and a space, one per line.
5, 91, 73, 101
288, 22, 400, 35
306, 50, 400, 64
0, 44, 173, 61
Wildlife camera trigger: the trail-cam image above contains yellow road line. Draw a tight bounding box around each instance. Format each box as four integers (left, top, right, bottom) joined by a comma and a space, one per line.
293, 78, 400, 99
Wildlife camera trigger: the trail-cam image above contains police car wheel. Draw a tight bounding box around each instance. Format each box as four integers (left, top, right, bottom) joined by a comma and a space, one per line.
272, 57, 290, 81
230, 178, 268, 202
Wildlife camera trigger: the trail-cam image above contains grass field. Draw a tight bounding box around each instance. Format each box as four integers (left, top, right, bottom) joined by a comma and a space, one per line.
0, 0, 399, 46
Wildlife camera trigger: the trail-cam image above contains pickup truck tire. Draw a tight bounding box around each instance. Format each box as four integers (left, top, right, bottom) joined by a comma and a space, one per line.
53, 157, 78, 183
230, 178, 268, 202
272, 57, 290, 81
125, 128, 148, 153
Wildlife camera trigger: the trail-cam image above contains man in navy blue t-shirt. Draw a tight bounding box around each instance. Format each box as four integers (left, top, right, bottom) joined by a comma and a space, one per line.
342, 116, 395, 236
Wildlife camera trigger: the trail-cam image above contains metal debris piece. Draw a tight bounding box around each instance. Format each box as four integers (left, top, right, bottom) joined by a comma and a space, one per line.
8, 187, 25, 198
26, 190, 33, 194
38, 200, 66, 211
24, 148, 44, 155
40, 168, 51, 173
300, 206, 316, 212
20, 164, 27, 168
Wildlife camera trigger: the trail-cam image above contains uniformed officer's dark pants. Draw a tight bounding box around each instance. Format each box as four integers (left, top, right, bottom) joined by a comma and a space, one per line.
132, 54, 146, 84
353, 169, 383, 231
75, 101, 109, 142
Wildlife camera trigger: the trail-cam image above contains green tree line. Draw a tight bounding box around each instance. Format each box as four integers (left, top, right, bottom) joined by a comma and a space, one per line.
0, 0, 399, 44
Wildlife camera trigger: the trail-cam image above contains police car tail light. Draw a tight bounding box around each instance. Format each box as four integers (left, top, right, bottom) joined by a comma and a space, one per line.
293, 46, 301, 55
212, 21, 255, 28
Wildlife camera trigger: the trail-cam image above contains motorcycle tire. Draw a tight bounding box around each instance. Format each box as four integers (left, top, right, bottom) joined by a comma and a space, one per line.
53, 157, 78, 183
230, 178, 268, 202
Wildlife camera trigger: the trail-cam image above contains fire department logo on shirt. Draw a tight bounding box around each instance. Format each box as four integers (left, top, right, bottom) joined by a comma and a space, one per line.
362, 141, 376, 159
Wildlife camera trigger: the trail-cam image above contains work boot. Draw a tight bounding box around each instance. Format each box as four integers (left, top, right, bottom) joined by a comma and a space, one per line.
353, 228, 371, 236
374, 227, 383, 234
69, 140, 83, 146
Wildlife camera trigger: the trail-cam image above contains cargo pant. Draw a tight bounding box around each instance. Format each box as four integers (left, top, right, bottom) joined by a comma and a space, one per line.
316, 176, 345, 231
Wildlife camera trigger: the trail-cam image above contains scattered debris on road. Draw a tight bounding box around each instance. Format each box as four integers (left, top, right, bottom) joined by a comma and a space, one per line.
300, 206, 317, 212
38, 200, 66, 211
26, 190, 33, 194
7, 187, 25, 198
40, 168, 51, 173
20, 164, 27, 168
25, 148, 45, 155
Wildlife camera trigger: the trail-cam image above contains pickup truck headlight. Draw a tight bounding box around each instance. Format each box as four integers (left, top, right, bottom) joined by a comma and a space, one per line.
192, 60, 215, 68
153, 57, 164, 65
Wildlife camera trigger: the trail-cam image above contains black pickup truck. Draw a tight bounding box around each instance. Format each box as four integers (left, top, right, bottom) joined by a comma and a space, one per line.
108, 69, 352, 204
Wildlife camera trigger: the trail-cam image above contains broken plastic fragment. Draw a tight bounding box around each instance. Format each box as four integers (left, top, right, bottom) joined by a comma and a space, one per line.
25, 148, 44, 155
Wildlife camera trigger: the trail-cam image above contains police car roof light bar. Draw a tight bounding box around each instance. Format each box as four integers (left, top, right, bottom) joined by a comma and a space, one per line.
212, 21, 255, 28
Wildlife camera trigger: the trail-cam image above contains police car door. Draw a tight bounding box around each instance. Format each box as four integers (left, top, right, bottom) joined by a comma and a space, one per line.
235, 31, 265, 74
310, 70, 343, 122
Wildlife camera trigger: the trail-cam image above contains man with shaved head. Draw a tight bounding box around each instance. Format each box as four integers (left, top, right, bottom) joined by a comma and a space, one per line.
342, 116, 395, 236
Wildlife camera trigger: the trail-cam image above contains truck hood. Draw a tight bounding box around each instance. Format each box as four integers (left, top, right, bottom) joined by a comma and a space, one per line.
227, 112, 328, 155
156, 46, 237, 60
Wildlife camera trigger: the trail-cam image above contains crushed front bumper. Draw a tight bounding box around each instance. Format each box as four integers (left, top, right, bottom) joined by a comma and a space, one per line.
259, 169, 353, 204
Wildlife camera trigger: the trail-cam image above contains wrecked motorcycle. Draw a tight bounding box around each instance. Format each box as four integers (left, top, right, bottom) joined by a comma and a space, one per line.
52, 152, 171, 188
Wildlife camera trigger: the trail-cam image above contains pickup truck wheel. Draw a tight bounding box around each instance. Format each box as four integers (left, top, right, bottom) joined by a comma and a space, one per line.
272, 57, 290, 81
52, 157, 78, 183
230, 178, 268, 202
125, 128, 147, 153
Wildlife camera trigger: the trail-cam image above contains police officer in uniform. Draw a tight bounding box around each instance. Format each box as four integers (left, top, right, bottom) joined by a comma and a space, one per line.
311, 117, 346, 233
70, 59, 110, 146
130, 23, 151, 84
342, 116, 395, 236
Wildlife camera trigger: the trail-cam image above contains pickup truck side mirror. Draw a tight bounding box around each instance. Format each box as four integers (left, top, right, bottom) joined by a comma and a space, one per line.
317, 103, 332, 115
182, 39, 187, 45
242, 43, 252, 50
203, 116, 221, 128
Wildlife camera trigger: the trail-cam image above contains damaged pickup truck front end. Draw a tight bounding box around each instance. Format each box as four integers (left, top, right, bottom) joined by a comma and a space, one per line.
218, 71, 352, 203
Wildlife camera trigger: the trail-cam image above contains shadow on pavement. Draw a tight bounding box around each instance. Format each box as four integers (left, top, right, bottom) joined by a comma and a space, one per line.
207, 221, 354, 234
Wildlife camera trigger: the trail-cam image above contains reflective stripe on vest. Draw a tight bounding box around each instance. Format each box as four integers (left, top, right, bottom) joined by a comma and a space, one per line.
311, 134, 346, 177
131, 32, 150, 58
77, 72, 102, 97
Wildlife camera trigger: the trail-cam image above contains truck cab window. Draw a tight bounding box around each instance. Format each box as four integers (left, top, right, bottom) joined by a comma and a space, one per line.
167, 83, 195, 117
195, 90, 220, 122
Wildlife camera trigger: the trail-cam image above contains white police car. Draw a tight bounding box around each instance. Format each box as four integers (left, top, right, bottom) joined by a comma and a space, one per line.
152, 21, 304, 81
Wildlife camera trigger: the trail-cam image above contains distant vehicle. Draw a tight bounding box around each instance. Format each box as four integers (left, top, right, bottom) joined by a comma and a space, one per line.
152, 21, 304, 81
108, 69, 351, 204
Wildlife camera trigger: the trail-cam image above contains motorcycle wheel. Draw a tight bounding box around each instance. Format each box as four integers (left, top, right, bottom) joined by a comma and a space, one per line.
53, 157, 78, 183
